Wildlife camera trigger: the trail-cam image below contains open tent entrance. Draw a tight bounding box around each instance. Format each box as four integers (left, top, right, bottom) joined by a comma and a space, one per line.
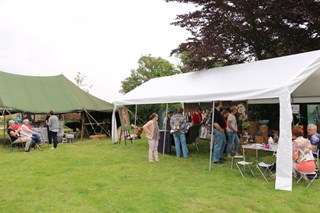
1, 108, 113, 144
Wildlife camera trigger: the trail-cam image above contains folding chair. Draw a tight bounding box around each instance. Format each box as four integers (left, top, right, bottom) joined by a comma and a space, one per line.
236, 161, 254, 178
295, 148, 318, 187
231, 155, 244, 169
7, 135, 25, 152
256, 162, 275, 182
297, 171, 318, 188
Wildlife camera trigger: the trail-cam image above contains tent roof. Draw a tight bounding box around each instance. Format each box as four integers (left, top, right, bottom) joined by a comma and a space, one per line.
0, 71, 113, 114
115, 50, 320, 105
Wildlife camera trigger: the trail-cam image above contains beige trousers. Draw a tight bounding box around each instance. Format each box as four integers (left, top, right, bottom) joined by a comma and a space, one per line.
13, 136, 32, 151
148, 139, 159, 162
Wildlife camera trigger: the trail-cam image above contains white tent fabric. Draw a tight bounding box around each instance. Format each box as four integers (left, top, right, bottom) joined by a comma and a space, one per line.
113, 50, 320, 191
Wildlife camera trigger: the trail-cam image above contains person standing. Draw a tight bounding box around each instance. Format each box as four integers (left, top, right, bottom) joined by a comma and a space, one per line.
45, 112, 52, 144
170, 108, 189, 158
47, 110, 59, 149
212, 101, 226, 164
163, 111, 173, 131
143, 113, 160, 162
226, 105, 241, 158
220, 108, 229, 157
192, 106, 203, 125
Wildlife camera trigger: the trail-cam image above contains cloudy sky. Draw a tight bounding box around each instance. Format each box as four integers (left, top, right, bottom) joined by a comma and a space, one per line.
0, 0, 195, 102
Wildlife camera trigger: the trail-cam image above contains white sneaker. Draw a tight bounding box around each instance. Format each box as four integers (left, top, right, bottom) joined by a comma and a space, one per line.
51, 147, 56, 149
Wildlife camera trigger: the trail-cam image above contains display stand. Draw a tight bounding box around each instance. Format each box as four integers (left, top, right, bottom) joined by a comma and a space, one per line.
119, 128, 132, 145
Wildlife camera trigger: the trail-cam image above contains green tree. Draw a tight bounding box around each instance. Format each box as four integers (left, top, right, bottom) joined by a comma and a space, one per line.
120, 55, 181, 94
166, 0, 320, 72
120, 55, 182, 124
74, 72, 93, 93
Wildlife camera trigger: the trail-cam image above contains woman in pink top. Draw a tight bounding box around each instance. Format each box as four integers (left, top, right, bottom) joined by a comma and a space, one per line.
143, 113, 160, 162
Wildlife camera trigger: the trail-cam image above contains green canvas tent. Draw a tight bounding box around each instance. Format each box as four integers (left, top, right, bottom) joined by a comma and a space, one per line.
0, 71, 113, 113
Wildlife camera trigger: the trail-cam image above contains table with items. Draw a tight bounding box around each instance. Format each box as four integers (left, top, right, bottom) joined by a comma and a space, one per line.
241, 143, 278, 161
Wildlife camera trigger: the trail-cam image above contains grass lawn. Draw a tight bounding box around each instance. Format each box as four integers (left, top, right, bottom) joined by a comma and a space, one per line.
0, 137, 319, 213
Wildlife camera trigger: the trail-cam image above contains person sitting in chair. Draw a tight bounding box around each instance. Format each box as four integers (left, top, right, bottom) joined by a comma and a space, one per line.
307, 124, 319, 158
7, 120, 32, 152
20, 119, 42, 146
292, 126, 316, 175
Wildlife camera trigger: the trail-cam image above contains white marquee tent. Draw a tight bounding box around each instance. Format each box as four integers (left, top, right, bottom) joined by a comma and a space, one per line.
113, 50, 320, 191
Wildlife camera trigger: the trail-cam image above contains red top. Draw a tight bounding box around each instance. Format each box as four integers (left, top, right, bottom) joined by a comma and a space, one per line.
192, 112, 202, 125
223, 117, 227, 131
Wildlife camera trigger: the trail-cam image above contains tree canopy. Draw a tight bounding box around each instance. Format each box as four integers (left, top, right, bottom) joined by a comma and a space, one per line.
120, 55, 181, 125
120, 55, 181, 94
166, 0, 320, 71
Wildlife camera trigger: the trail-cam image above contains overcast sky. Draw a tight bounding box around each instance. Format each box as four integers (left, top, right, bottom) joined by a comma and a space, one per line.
0, 0, 195, 103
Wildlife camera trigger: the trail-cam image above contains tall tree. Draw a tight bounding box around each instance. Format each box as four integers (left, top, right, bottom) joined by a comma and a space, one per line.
120, 55, 181, 94
120, 55, 181, 124
166, 0, 320, 72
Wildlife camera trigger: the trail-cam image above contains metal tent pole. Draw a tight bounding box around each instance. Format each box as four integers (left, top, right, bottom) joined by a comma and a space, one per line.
133, 104, 138, 150
162, 103, 169, 158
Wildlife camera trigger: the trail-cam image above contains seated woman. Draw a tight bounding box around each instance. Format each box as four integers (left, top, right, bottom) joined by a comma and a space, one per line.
20, 119, 42, 146
292, 126, 316, 174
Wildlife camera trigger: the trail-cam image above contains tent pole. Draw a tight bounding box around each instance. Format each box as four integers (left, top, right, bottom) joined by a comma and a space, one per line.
133, 104, 138, 150
80, 112, 85, 141
2, 107, 6, 146
162, 103, 169, 158
209, 101, 215, 171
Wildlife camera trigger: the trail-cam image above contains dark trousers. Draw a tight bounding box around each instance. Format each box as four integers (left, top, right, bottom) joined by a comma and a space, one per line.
47, 127, 52, 144
51, 131, 58, 148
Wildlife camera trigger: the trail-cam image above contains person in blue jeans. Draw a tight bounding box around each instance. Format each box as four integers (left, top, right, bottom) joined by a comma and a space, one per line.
226, 105, 241, 158
211, 101, 226, 164
170, 108, 189, 158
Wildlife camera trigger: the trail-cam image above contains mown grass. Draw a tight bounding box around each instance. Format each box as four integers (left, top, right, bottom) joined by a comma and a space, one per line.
0, 137, 319, 213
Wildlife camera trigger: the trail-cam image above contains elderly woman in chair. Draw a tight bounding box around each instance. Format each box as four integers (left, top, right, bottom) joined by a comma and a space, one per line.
7, 120, 33, 152
20, 119, 43, 146
292, 127, 316, 176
